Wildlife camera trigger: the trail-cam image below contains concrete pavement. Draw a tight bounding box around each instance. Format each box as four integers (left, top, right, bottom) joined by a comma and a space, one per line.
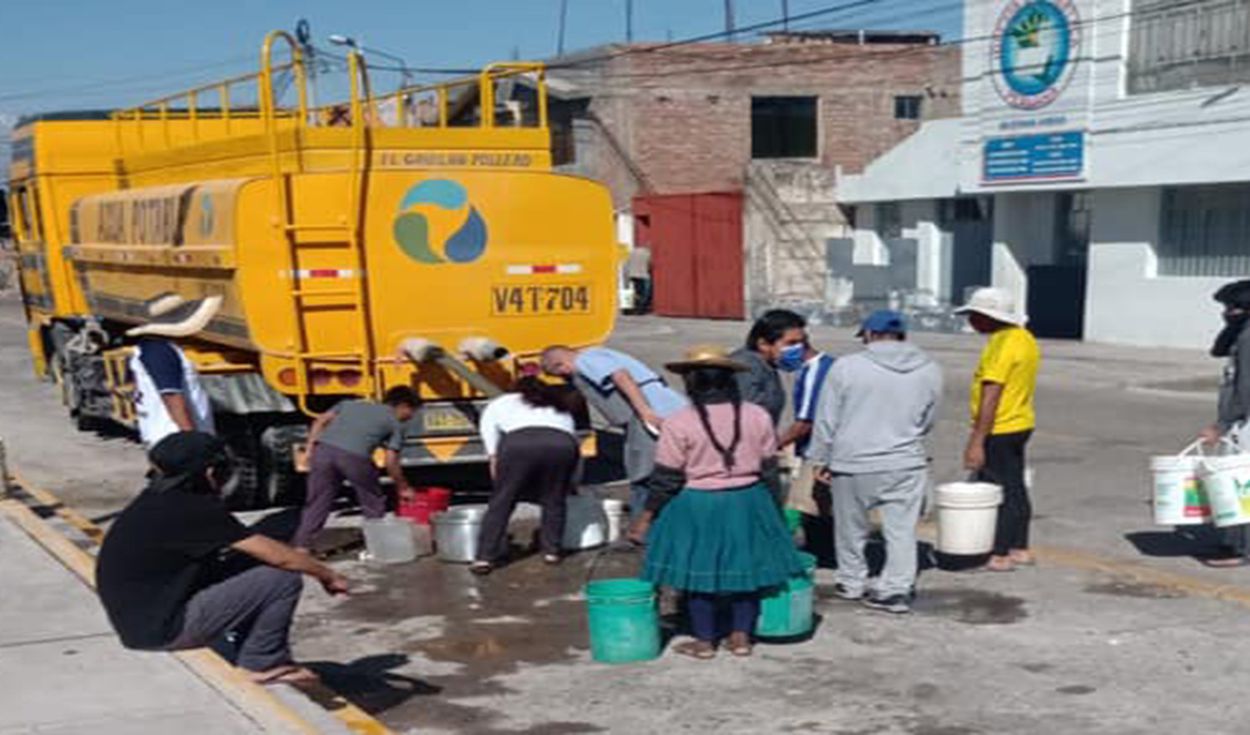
0, 509, 276, 734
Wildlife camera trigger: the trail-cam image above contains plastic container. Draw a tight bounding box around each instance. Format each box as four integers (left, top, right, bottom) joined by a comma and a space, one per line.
398, 487, 453, 525
783, 508, 803, 535
935, 482, 1003, 555
756, 552, 817, 639
584, 578, 660, 664
1152, 441, 1209, 526
361, 514, 418, 563
431, 504, 489, 562
601, 499, 627, 543
563, 495, 609, 550
1202, 452, 1250, 528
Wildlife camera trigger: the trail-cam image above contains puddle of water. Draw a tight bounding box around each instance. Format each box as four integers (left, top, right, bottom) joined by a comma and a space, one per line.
912, 589, 1027, 625
316, 538, 642, 733
1084, 579, 1186, 600
1056, 684, 1096, 696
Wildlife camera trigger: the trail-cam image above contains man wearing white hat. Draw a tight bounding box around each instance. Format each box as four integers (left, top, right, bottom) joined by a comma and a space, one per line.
126, 293, 220, 447
955, 287, 1041, 573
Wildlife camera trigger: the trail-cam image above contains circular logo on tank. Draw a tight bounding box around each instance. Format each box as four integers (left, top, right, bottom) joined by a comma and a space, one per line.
392, 179, 488, 264
991, 0, 1081, 110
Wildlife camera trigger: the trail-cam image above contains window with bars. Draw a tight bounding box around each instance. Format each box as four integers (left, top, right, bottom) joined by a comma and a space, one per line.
1129, 0, 1250, 94
1157, 184, 1250, 277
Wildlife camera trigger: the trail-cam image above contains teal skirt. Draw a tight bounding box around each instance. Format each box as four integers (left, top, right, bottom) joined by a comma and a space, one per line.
641, 483, 805, 594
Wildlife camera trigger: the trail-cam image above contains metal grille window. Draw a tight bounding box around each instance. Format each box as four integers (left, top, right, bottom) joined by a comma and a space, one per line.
751, 96, 818, 159
1158, 184, 1250, 277
1129, 0, 1250, 94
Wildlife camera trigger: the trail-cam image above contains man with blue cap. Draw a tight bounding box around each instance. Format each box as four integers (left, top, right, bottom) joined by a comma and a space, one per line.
809, 310, 943, 614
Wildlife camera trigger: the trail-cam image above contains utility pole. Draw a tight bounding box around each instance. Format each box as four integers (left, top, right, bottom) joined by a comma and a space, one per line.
557, 0, 569, 56
724, 0, 735, 42
626, 0, 634, 43
781, 0, 790, 31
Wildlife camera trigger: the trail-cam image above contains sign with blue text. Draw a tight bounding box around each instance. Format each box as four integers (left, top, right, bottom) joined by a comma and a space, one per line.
979, 0, 1092, 184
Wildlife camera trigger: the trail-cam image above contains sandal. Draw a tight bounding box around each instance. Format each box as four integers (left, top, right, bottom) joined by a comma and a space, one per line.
1201, 556, 1250, 568
1009, 551, 1037, 567
469, 561, 494, 576
673, 640, 716, 660
979, 556, 1016, 573
248, 665, 320, 685
726, 633, 753, 658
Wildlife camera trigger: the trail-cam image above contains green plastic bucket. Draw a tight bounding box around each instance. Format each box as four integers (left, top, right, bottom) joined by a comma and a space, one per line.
585, 578, 661, 664
756, 552, 817, 639
783, 508, 803, 534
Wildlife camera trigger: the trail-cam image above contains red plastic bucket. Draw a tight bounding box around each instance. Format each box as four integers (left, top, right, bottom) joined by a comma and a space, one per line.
398, 487, 453, 525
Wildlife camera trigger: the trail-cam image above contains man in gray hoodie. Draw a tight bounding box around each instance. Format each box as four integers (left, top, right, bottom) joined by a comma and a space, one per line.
810, 310, 942, 614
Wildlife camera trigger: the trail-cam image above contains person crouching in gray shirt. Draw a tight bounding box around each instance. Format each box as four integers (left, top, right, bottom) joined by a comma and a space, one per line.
809, 310, 942, 614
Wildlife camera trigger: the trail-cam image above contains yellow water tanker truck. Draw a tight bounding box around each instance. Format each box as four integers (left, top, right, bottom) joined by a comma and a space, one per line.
7, 32, 619, 505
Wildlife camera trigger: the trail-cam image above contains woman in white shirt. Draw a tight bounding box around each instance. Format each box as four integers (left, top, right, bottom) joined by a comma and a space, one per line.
472, 375, 586, 575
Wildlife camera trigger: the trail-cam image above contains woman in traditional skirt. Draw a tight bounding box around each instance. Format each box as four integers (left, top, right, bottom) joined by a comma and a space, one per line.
628, 345, 804, 659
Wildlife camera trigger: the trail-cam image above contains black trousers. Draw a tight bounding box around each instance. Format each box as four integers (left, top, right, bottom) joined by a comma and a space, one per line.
977, 430, 1033, 556
477, 428, 580, 563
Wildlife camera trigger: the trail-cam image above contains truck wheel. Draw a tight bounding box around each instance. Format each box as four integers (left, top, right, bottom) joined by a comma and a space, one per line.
261, 424, 307, 507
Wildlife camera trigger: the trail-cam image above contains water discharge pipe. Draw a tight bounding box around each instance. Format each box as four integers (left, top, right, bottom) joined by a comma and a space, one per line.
400, 338, 504, 398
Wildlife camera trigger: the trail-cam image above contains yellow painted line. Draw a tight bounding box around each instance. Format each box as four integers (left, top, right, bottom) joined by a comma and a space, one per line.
0, 499, 320, 735
1, 479, 394, 735
915, 520, 1250, 608
1034, 544, 1250, 608
9, 469, 105, 544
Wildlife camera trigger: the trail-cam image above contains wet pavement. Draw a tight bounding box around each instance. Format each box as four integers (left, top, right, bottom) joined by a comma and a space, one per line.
289, 517, 1250, 734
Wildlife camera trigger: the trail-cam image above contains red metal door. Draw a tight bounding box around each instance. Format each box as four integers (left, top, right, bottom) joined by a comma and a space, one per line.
634, 192, 743, 320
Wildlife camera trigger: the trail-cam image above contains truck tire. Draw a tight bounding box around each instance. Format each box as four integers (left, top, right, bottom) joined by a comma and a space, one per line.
261, 424, 307, 507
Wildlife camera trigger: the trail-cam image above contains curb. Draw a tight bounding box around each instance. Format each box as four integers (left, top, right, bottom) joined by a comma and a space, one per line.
1, 474, 394, 735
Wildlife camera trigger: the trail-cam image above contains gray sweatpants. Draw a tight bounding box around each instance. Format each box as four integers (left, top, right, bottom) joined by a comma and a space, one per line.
167, 565, 304, 672
831, 469, 927, 598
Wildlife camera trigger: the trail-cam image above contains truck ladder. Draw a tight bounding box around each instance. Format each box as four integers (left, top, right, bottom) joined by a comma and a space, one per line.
260, 32, 377, 415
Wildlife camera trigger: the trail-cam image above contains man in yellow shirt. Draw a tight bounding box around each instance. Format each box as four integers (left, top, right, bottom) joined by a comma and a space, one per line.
956, 287, 1041, 572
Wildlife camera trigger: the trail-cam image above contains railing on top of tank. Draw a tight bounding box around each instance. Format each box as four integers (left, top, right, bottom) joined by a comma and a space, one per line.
109, 31, 549, 156
357, 63, 549, 131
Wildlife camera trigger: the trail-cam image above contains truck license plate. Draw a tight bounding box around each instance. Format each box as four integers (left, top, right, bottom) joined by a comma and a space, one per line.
491, 284, 591, 316
423, 408, 474, 432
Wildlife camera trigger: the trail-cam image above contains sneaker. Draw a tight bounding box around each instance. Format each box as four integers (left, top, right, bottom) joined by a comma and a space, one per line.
833, 583, 863, 601
862, 594, 911, 614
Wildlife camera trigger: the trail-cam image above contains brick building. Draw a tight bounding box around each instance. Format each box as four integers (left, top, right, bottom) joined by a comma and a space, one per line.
542, 31, 961, 318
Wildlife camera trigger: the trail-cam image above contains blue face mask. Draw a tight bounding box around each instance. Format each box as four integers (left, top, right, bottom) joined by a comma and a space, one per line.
778, 344, 806, 372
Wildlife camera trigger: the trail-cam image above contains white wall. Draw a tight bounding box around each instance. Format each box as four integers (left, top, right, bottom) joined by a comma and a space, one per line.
962, 0, 1250, 193
1083, 187, 1226, 349
991, 192, 1059, 314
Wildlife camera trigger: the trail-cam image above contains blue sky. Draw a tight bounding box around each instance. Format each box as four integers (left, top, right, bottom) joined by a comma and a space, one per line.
0, 0, 959, 120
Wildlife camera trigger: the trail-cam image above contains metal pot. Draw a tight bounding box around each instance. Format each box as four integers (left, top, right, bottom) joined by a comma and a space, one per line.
431, 504, 489, 563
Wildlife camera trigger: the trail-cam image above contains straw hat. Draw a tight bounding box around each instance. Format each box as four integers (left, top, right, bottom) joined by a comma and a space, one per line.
664, 344, 750, 374
126, 292, 223, 338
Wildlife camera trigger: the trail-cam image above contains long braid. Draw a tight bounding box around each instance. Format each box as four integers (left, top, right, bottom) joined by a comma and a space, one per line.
689, 368, 742, 471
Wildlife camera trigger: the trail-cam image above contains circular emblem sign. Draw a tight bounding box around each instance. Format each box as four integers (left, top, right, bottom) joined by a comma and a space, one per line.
991, 0, 1081, 110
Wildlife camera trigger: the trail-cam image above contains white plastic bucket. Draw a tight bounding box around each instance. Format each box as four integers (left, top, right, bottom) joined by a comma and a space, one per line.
1201, 451, 1250, 528
602, 499, 627, 543
935, 482, 1003, 555
563, 495, 608, 550
1151, 441, 1209, 526
361, 514, 418, 563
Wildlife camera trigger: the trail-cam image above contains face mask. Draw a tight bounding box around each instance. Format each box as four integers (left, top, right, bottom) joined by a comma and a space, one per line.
778, 344, 806, 372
